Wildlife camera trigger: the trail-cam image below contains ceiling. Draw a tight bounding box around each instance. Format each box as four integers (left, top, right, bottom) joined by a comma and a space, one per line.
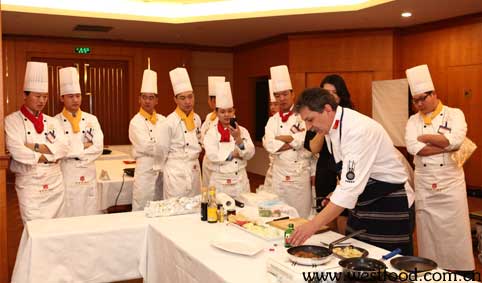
2, 0, 482, 47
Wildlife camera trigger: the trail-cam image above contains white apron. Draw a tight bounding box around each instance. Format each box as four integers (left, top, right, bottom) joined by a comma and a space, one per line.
415, 163, 474, 270
61, 159, 99, 216
202, 155, 213, 188
132, 156, 163, 210
262, 154, 274, 191
163, 158, 201, 199
272, 158, 312, 218
15, 164, 65, 222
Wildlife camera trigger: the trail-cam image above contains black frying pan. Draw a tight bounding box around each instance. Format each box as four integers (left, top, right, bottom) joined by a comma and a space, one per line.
390, 256, 437, 273
339, 257, 387, 278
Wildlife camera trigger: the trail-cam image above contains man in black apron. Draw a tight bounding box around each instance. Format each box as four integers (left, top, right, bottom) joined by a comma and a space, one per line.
289, 88, 413, 255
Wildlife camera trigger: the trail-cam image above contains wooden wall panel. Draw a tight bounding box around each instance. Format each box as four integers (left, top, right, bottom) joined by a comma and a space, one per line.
233, 39, 289, 134
306, 71, 374, 116
288, 30, 395, 116
0, 2, 9, 282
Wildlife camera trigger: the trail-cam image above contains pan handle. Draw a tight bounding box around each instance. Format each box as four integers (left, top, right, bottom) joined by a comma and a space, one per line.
329, 229, 367, 249
381, 248, 402, 261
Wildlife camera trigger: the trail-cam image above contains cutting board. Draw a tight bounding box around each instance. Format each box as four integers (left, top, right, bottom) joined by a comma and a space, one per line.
267, 218, 330, 234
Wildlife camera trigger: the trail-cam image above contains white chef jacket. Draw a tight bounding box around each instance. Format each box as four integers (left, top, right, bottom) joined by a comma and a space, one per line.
328, 107, 407, 210
200, 111, 218, 187
204, 124, 255, 197
5, 110, 69, 222
158, 110, 202, 199
129, 112, 166, 210
263, 110, 314, 217
405, 105, 466, 166
56, 111, 104, 216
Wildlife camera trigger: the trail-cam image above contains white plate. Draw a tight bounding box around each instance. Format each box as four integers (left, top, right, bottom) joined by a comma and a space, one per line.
211, 239, 263, 256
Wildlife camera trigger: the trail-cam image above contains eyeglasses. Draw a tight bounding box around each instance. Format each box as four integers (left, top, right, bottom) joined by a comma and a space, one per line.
141, 95, 157, 101
412, 93, 432, 104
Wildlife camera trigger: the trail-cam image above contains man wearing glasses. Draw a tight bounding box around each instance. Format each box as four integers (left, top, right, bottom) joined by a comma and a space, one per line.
129, 68, 166, 210
405, 64, 474, 276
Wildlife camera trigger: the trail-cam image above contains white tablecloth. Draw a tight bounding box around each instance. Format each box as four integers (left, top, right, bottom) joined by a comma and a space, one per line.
140, 214, 273, 283
11, 212, 151, 283
95, 159, 135, 210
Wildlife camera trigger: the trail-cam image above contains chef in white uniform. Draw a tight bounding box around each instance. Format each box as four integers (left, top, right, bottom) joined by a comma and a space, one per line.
262, 79, 279, 191
290, 88, 412, 255
129, 68, 166, 210
5, 61, 68, 222
56, 67, 104, 217
405, 64, 474, 272
200, 76, 225, 187
262, 65, 313, 218
204, 81, 255, 198
158, 67, 202, 199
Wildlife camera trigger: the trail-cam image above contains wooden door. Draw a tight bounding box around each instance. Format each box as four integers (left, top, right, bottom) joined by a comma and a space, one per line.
30, 58, 129, 145
305, 71, 374, 116
447, 65, 482, 188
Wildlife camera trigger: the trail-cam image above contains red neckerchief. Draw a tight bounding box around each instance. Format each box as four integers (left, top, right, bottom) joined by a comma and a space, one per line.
279, 110, 293, 123
21, 105, 44, 133
217, 122, 230, 142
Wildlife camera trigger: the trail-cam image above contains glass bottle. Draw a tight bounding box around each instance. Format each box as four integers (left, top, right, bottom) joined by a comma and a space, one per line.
207, 189, 218, 223
284, 223, 295, 248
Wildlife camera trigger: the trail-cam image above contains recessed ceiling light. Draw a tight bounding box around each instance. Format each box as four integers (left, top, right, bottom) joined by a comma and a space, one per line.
401, 12, 412, 18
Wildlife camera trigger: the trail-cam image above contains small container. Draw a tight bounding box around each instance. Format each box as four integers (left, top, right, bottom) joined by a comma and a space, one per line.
217, 204, 225, 223
227, 208, 236, 217
284, 223, 295, 248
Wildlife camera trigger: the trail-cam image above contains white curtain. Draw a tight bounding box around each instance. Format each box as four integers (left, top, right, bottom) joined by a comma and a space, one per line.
372, 79, 408, 147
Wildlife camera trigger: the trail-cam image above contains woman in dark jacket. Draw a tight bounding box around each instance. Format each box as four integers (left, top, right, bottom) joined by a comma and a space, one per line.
304, 74, 354, 233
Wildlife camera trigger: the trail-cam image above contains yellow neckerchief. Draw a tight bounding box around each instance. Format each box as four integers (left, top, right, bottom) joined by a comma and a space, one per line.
62, 108, 82, 133
421, 101, 443, 125
175, 106, 195, 131
209, 110, 217, 121
139, 107, 157, 125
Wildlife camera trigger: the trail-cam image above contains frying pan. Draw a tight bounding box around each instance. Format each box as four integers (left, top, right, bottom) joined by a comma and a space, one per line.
338, 257, 387, 278
390, 256, 437, 273
287, 229, 366, 266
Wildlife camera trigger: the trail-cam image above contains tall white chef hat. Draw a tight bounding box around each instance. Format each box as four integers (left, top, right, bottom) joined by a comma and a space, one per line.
406, 64, 435, 96
208, 76, 225, 97
215, 81, 233, 109
270, 65, 292, 93
141, 69, 158, 94
24, 61, 48, 93
169, 67, 193, 96
268, 79, 276, 103
59, 67, 81, 96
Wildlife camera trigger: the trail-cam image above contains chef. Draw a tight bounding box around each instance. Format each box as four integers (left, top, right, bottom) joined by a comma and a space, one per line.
5, 61, 68, 222
158, 67, 202, 199
200, 76, 225, 187
405, 64, 474, 273
262, 65, 313, 218
204, 81, 255, 198
262, 79, 279, 191
129, 68, 166, 210
56, 67, 104, 217
290, 88, 412, 255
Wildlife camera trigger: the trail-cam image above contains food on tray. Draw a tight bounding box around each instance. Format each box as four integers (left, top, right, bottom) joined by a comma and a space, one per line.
228, 213, 251, 226
332, 246, 364, 258
241, 222, 282, 239
293, 251, 322, 259
258, 206, 281, 217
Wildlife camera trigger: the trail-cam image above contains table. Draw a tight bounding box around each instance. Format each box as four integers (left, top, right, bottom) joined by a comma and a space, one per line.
11, 212, 151, 283
95, 159, 135, 210
140, 214, 477, 283
98, 149, 131, 160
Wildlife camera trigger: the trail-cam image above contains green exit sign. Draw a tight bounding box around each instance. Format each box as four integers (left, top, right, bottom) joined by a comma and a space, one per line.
75, 47, 91, 54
